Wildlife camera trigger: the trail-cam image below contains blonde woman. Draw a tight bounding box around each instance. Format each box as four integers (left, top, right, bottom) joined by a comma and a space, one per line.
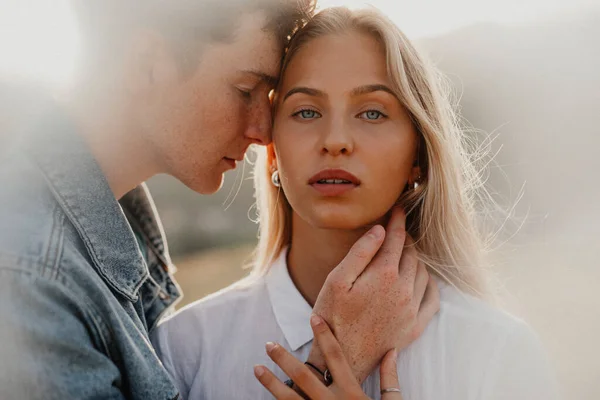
152, 6, 559, 399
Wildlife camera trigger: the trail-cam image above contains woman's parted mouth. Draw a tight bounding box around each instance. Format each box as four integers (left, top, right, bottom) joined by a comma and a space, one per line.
308, 169, 361, 185
308, 169, 361, 196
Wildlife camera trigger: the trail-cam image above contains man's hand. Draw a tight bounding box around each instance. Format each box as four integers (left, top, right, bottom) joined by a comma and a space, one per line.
308, 207, 440, 383
255, 315, 404, 400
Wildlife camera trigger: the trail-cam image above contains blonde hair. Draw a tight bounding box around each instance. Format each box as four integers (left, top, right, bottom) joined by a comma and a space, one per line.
251, 6, 491, 296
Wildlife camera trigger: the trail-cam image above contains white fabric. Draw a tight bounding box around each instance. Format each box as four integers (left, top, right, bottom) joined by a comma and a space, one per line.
151, 250, 561, 400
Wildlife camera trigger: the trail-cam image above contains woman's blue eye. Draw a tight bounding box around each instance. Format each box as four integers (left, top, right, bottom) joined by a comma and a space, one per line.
294, 109, 321, 119
360, 110, 385, 120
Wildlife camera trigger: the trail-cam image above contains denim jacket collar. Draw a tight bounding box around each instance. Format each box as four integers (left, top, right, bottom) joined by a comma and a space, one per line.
24, 108, 150, 301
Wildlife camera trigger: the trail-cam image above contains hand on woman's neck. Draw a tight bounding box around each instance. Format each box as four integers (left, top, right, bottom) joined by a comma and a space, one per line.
286, 214, 378, 307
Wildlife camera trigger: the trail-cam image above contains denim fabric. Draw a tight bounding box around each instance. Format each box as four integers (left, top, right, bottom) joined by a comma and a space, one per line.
0, 106, 182, 399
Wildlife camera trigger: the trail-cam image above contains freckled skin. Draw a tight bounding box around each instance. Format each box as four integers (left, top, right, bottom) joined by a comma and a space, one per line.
138, 12, 280, 194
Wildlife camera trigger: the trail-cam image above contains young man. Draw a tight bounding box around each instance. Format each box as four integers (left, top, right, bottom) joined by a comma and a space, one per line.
0, 1, 438, 399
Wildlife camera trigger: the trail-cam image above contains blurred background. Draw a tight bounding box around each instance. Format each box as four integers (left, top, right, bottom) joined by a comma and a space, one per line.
1, 0, 598, 398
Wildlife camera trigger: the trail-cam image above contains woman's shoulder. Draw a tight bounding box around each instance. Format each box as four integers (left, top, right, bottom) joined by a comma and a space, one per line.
437, 280, 526, 333
418, 280, 545, 367
440, 282, 558, 398
396, 280, 559, 398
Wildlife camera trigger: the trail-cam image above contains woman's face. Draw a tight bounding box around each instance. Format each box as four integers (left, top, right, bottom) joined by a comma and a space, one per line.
272, 30, 419, 230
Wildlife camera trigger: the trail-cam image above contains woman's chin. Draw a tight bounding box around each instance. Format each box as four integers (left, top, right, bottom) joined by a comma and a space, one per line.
292, 200, 393, 232
308, 209, 380, 231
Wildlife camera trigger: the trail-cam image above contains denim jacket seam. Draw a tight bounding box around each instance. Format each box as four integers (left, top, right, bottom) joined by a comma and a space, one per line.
58, 198, 141, 299
52, 261, 115, 355
0, 252, 54, 277
34, 162, 145, 301
78, 292, 114, 355
51, 216, 66, 281
46, 207, 66, 281
0, 260, 114, 353
40, 203, 59, 278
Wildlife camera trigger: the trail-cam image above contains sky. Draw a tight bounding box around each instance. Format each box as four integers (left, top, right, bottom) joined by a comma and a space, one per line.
0, 0, 596, 86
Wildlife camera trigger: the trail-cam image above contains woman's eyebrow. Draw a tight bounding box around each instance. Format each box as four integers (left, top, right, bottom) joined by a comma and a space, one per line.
281, 84, 396, 103
283, 87, 326, 102
350, 84, 397, 98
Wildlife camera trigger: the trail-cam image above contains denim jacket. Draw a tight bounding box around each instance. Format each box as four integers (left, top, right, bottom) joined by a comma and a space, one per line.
0, 106, 182, 399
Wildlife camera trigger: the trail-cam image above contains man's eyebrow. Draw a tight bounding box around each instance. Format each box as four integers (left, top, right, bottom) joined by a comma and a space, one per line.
351, 84, 397, 98
283, 87, 326, 102
243, 70, 279, 87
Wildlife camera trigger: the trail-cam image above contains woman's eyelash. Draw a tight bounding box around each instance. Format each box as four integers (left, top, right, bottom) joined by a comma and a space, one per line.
358, 109, 388, 120
289, 108, 387, 120
292, 108, 321, 119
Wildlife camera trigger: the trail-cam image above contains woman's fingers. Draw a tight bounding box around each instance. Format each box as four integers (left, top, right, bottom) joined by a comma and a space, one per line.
264, 342, 332, 400
332, 224, 385, 286
398, 234, 419, 283
373, 207, 407, 269
310, 314, 358, 387
379, 349, 403, 400
254, 365, 303, 400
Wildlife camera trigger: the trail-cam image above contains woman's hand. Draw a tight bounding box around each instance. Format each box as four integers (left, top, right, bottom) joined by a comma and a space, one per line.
308, 206, 440, 382
254, 315, 404, 399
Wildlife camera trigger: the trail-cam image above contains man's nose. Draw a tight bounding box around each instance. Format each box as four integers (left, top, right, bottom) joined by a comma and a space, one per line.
245, 104, 272, 146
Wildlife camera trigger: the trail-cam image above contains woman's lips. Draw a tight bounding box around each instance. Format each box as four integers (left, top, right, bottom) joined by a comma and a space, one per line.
308, 169, 360, 197
311, 182, 358, 196
308, 169, 361, 185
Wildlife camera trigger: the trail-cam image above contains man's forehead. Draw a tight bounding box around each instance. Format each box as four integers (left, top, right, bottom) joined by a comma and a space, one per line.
231, 12, 282, 73
242, 69, 280, 87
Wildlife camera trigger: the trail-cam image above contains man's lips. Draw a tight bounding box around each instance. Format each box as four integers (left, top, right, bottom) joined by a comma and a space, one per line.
225, 154, 245, 162
308, 169, 361, 185
223, 153, 246, 169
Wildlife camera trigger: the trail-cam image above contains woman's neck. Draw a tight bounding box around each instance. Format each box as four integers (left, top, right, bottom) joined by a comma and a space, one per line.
286, 214, 379, 307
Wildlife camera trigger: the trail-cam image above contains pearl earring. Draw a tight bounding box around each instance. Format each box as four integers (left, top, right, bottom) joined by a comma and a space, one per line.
413, 176, 421, 190
271, 171, 281, 188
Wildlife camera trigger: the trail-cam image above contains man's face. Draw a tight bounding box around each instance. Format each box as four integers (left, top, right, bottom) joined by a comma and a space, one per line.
136, 12, 280, 194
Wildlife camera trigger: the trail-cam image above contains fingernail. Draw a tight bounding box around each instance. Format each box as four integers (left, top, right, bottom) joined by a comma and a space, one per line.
254, 365, 265, 377
391, 349, 398, 361
265, 342, 276, 353
369, 225, 383, 239
310, 314, 323, 327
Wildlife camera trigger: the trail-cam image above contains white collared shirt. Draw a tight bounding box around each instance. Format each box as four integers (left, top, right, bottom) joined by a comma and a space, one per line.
151, 250, 560, 400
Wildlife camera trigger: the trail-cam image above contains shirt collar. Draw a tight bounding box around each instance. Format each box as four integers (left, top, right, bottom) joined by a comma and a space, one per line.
23, 105, 149, 302
266, 249, 314, 351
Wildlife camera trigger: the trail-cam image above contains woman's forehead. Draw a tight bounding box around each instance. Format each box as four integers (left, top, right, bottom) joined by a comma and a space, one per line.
279, 31, 389, 94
